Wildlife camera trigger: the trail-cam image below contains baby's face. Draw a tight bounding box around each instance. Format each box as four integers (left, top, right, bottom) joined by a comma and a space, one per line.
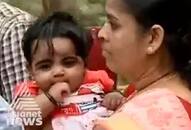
30, 37, 85, 93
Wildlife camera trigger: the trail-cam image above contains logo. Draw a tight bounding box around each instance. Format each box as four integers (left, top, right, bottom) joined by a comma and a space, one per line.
8, 81, 42, 126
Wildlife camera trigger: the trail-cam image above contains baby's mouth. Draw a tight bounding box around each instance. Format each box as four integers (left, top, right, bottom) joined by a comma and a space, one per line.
62, 91, 69, 97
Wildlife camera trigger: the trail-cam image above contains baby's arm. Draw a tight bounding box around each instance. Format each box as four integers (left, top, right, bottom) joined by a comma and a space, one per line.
34, 92, 55, 118
36, 82, 71, 118
18, 93, 53, 130
83, 70, 124, 110
29, 82, 70, 130
14, 82, 70, 130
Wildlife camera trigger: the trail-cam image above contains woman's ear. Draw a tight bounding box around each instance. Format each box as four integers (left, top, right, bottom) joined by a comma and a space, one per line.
146, 24, 164, 55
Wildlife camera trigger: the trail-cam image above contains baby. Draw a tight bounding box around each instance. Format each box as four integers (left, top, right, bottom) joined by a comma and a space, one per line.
14, 12, 122, 130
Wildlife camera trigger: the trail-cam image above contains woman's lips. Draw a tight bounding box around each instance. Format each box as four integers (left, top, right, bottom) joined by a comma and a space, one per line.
102, 50, 107, 57
102, 49, 110, 58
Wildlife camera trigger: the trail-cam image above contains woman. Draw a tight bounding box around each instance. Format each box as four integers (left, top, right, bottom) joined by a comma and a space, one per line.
95, 0, 191, 129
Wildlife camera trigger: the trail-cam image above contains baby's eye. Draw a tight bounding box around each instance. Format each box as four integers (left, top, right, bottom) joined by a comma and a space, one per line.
63, 57, 78, 67
38, 64, 51, 70
63, 60, 78, 67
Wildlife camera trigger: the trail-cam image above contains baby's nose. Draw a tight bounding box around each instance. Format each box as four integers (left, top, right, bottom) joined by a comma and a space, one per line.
53, 72, 66, 83
53, 66, 65, 78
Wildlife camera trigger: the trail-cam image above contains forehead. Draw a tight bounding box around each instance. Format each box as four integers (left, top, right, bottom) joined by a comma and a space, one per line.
106, 0, 127, 14
32, 37, 76, 58
105, 0, 135, 22
106, 0, 139, 27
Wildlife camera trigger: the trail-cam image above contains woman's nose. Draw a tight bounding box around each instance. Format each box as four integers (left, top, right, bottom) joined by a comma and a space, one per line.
98, 23, 109, 42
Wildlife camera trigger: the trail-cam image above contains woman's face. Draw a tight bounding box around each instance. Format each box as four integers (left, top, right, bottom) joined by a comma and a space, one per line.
98, 0, 149, 79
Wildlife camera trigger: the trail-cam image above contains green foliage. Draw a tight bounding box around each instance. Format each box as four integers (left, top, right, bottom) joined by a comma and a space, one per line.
76, 0, 106, 26
2, 0, 106, 27
2, 0, 42, 16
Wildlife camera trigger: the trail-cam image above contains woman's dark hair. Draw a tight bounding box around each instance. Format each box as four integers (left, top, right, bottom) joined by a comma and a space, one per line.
121, 0, 191, 86
23, 11, 92, 65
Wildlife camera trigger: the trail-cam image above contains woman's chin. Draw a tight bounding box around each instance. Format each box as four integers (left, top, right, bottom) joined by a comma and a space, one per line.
103, 52, 118, 73
106, 61, 124, 76
106, 61, 116, 72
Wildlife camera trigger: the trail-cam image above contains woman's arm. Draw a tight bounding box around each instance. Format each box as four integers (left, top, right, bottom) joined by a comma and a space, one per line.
93, 112, 143, 130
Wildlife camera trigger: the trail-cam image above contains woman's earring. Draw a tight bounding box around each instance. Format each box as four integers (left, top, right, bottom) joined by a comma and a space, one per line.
147, 47, 153, 54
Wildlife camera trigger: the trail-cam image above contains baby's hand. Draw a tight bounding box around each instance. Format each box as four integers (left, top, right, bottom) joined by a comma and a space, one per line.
48, 82, 71, 102
102, 91, 124, 110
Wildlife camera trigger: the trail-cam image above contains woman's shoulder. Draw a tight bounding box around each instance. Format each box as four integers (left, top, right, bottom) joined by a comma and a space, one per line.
123, 88, 189, 111
122, 88, 180, 108
119, 88, 191, 130
178, 97, 191, 119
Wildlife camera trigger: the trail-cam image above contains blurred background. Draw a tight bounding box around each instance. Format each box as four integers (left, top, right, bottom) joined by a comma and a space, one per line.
1, 0, 106, 27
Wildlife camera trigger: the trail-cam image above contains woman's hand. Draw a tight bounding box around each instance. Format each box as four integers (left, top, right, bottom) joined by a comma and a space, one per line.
93, 119, 108, 130
93, 124, 108, 130
102, 91, 124, 110
93, 112, 143, 130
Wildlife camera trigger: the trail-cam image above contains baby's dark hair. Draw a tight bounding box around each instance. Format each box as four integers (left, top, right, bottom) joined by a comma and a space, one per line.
23, 12, 91, 65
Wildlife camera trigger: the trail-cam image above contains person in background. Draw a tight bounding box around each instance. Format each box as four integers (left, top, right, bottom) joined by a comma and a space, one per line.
0, 2, 34, 103
94, 0, 191, 129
